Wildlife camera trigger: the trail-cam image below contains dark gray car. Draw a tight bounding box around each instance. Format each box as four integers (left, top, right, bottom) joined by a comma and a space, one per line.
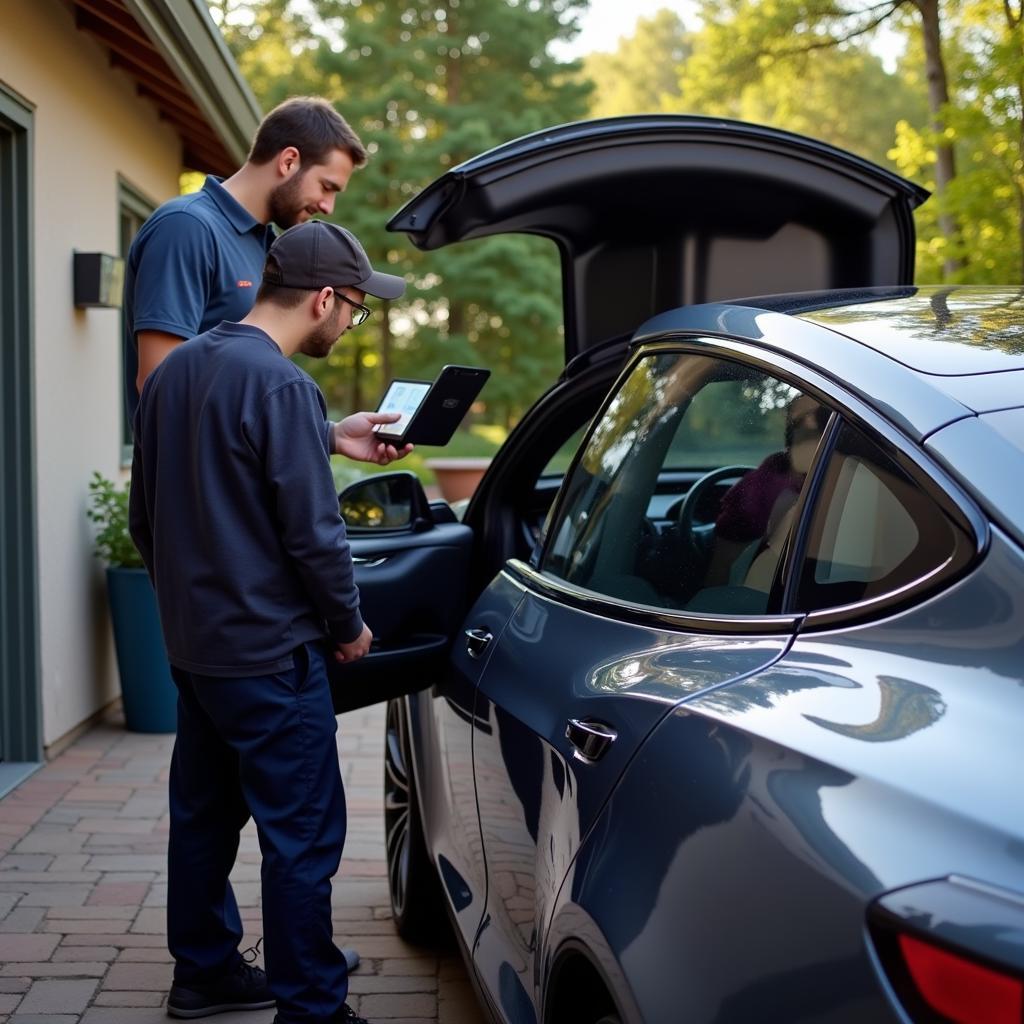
332, 117, 1024, 1024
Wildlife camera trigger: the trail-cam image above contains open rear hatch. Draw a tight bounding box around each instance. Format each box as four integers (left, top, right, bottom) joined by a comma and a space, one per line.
387, 115, 928, 361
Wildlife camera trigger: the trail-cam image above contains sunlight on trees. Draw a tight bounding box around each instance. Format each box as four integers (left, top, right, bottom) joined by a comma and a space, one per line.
202, 0, 1022, 440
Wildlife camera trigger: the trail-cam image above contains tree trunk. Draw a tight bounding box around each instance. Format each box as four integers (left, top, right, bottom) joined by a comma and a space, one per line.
1006, 2, 1024, 281
1017, 123, 1024, 284
444, 1, 465, 344
380, 298, 392, 386
913, 0, 964, 276
447, 302, 464, 339
351, 339, 363, 413
445, 0, 461, 105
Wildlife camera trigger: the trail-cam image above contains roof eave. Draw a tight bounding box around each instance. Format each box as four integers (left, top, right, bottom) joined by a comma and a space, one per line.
122, 0, 261, 167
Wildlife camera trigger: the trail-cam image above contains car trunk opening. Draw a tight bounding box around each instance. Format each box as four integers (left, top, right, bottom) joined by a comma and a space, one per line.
387, 116, 929, 362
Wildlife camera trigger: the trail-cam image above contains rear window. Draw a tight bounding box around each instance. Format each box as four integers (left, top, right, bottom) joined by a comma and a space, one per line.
795, 423, 972, 612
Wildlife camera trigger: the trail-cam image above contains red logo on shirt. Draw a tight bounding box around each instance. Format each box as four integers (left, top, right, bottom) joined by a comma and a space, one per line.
237, 280, 253, 287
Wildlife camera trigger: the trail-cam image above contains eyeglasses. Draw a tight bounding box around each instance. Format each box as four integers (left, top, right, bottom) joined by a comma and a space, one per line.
332, 290, 371, 327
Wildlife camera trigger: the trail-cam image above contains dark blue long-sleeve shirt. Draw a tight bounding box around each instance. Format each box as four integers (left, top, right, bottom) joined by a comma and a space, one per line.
129, 322, 363, 677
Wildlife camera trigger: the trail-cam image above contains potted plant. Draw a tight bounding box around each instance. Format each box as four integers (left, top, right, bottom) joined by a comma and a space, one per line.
87, 472, 177, 733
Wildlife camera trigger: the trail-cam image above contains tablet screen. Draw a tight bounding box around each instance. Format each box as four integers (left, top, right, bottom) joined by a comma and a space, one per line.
375, 380, 431, 436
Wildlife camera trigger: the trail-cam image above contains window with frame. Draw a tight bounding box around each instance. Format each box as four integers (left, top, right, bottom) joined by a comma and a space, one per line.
793, 422, 973, 613
119, 180, 155, 463
542, 351, 831, 616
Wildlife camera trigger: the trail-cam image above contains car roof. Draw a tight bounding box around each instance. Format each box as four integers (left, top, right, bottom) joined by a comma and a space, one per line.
793, 286, 1024, 376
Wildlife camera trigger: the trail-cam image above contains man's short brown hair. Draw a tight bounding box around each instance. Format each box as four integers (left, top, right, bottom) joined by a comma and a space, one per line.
255, 255, 310, 308
248, 97, 367, 169
255, 281, 310, 309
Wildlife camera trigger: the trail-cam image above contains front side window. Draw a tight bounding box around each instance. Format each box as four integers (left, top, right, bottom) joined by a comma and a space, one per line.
795, 423, 972, 612
542, 351, 830, 615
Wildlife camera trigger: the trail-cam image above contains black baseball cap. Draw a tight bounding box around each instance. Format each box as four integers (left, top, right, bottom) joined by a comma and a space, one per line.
263, 220, 406, 300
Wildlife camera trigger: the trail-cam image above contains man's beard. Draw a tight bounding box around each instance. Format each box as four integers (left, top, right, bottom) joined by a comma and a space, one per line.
299, 307, 344, 359
268, 172, 313, 229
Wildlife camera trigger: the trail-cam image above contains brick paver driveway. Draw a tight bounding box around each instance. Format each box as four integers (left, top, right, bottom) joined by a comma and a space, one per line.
0, 704, 485, 1024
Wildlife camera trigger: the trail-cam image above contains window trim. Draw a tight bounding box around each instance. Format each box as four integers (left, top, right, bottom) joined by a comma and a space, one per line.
118, 177, 157, 466
504, 559, 803, 636
773, 409, 843, 613
0, 82, 43, 764
534, 334, 988, 633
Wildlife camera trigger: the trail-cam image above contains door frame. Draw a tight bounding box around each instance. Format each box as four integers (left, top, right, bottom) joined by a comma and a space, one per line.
0, 81, 43, 770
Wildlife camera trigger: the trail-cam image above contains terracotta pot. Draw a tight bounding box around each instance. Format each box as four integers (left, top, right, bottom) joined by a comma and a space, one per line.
424, 457, 492, 503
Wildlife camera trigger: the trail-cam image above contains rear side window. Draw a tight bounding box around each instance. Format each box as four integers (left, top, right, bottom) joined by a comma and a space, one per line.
795, 423, 972, 612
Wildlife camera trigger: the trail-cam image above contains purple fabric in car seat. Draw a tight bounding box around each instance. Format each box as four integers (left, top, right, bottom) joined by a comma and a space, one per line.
714, 452, 802, 543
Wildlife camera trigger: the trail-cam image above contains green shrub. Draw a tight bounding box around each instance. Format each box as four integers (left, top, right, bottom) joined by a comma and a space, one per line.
87, 473, 144, 569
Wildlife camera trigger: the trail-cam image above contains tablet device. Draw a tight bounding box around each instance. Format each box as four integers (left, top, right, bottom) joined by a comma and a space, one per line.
373, 365, 490, 446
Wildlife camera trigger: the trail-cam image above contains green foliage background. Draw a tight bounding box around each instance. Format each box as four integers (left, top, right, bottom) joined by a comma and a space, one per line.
203, 0, 1023, 461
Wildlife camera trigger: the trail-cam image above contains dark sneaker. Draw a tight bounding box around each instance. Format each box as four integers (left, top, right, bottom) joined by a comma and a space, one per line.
336, 1007, 369, 1024
167, 961, 275, 1018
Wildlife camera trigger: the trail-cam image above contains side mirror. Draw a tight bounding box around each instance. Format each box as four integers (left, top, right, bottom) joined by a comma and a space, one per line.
338, 471, 433, 533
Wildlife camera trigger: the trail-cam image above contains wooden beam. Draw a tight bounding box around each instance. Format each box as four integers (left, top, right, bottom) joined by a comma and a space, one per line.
71, 0, 152, 51
74, 9, 177, 87
110, 52, 199, 114
155, 109, 231, 171
136, 83, 224, 150
184, 144, 234, 178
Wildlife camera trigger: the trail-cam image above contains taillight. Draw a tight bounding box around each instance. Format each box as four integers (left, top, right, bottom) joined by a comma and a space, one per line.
897, 933, 1023, 1024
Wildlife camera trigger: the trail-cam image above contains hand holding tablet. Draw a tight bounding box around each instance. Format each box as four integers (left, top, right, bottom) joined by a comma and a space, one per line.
373, 365, 490, 446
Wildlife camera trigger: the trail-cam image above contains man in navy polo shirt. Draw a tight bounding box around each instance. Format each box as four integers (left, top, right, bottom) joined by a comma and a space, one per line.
130, 221, 408, 1024
123, 96, 366, 424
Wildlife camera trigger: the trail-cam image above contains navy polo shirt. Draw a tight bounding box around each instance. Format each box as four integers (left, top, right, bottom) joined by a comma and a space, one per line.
123, 176, 274, 421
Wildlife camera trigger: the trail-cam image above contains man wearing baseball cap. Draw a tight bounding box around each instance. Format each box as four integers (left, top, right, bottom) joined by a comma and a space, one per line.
130, 221, 407, 1024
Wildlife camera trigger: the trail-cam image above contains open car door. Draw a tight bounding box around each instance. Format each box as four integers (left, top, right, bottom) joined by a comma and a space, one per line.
331, 116, 930, 714
328, 474, 472, 714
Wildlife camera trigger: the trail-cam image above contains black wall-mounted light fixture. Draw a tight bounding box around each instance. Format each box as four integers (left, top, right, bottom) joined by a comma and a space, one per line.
73, 252, 125, 309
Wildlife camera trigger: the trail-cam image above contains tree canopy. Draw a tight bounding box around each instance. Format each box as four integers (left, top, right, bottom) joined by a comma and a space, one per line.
208, 0, 591, 429
205, 0, 1023, 443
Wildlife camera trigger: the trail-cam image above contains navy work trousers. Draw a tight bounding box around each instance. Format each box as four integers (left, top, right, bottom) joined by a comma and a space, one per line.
167, 641, 349, 1022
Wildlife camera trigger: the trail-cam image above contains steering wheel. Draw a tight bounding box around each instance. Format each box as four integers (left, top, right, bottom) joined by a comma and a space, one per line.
677, 465, 754, 562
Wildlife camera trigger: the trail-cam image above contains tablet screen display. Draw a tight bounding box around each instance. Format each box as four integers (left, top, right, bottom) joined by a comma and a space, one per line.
375, 380, 431, 436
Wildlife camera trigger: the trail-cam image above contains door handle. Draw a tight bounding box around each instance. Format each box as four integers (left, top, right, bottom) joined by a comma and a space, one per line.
566, 719, 617, 763
464, 628, 494, 660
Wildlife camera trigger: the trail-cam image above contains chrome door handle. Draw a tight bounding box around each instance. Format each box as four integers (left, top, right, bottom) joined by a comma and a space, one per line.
464, 628, 494, 659
566, 719, 617, 763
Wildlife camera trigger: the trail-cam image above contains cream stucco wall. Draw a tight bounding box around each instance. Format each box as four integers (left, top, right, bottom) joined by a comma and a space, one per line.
2, 0, 182, 749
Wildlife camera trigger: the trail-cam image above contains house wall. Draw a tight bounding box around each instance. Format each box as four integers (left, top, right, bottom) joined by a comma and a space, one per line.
1, 0, 182, 749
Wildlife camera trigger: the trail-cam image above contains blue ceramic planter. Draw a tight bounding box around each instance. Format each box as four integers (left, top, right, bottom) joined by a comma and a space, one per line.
106, 567, 177, 733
